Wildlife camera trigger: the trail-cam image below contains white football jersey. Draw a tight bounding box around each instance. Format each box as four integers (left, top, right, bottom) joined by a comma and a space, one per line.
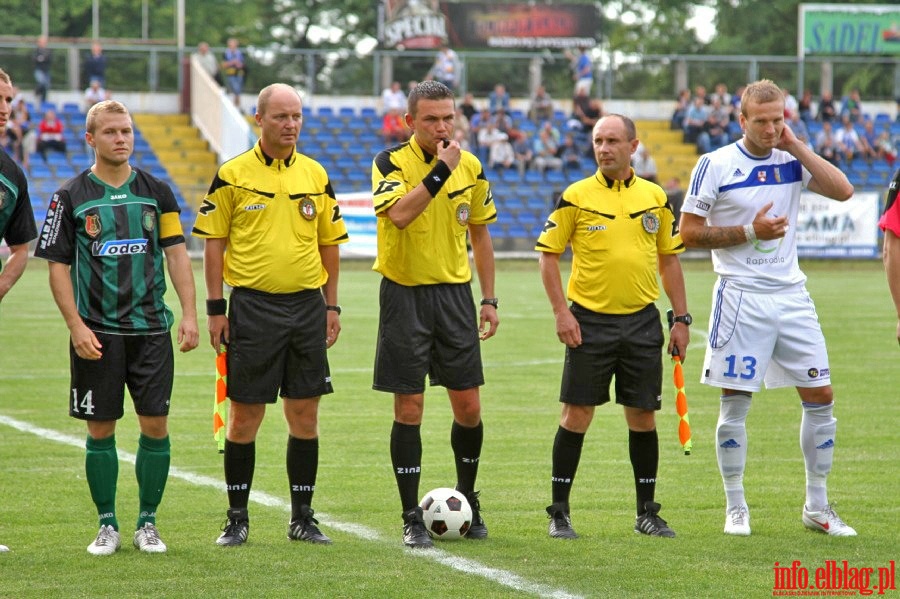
682, 140, 813, 292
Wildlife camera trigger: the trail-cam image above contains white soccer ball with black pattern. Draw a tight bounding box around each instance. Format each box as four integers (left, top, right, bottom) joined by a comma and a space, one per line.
419, 487, 472, 540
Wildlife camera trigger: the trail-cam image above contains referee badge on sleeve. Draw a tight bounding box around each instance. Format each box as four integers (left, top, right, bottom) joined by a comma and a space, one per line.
641, 212, 660, 234
299, 196, 317, 221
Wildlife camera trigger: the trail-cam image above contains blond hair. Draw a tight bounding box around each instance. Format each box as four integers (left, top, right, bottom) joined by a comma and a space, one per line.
741, 79, 784, 116
86, 100, 130, 134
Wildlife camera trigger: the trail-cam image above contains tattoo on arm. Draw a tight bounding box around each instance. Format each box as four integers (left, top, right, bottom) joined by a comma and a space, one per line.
690, 225, 749, 249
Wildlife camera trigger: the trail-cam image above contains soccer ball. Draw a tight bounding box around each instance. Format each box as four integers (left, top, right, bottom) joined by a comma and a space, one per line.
419, 487, 472, 540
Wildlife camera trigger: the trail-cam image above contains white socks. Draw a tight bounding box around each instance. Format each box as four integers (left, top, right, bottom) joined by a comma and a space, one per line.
801, 402, 836, 511
716, 393, 752, 510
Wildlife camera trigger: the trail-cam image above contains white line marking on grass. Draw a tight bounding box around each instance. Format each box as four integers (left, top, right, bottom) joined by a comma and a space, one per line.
0, 414, 582, 599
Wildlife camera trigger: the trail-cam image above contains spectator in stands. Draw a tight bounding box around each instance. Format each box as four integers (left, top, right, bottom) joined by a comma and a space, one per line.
532, 124, 563, 173
798, 89, 814, 125
459, 92, 477, 121
33, 36, 52, 105
697, 97, 731, 153
8, 98, 35, 171
512, 130, 533, 177
834, 115, 863, 164
488, 83, 510, 114
693, 84, 709, 105
671, 88, 691, 131
491, 106, 513, 135
841, 89, 863, 123
787, 109, 812, 150
631, 142, 658, 183
816, 90, 837, 123
814, 121, 840, 167
860, 120, 880, 164
469, 107, 492, 157
36, 108, 66, 161
478, 121, 514, 171
557, 133, 582, 174
729, 85, 744, 123
452, 128, 471, 153
381, 81, 406, 114
711, 83, 732, 108
221, 38, 246, 109
782, 87, 799, 120
381, 108, 409, 145
571, 92, 602, 139
194, 42, 223, 86
83, 42, 107, 88
564, 47, 593, 97
453, 106, 470, 150
83, 79, 110, 112
875, 130, 896, 167
428, 44, 460, 91
683, 95, 709, 145
528, 85, 555, 123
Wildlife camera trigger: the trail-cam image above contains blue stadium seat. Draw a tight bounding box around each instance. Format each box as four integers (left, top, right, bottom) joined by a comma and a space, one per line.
524, 170, 543, 184
506, 224, 528, 238
847, 172, 866, 187
316, 106, 335, 118
338, 107, 356, 118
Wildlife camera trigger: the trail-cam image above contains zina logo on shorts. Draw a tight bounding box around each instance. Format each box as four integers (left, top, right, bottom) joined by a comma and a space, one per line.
92, 238, 149, 256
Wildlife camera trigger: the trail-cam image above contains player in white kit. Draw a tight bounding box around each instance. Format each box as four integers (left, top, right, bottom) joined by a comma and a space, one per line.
679, 79, 857, 537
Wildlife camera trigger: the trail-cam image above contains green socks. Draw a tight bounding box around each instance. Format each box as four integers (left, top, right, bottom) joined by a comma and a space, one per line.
135, 434, 171, 529
86, 435, 119, 530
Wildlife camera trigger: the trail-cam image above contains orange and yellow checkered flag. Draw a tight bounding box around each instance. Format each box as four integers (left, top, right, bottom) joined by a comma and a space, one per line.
214, 345, 227, 453
672, 354, 692, 455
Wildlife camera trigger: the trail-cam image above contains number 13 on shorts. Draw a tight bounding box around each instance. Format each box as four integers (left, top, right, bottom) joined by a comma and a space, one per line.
723, 354, 758, 380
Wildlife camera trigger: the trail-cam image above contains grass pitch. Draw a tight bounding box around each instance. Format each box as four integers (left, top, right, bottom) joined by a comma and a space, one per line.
0, 257, 896, 598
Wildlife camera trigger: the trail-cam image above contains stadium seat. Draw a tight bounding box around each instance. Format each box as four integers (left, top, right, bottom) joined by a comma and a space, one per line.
847, 172, 866, 187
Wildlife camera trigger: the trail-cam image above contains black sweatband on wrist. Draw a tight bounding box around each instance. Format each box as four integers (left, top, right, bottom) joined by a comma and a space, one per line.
206, 298, 227, 316
421, 160, 452, 197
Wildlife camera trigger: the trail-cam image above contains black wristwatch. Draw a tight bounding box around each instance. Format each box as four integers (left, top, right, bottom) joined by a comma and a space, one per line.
325, 304, 342, 315
673, 313, 692, 326
480, 298, 499, 309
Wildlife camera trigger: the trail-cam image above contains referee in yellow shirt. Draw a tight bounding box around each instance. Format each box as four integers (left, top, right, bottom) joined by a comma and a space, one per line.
371, 80, 499, 548
193, 83, 348, 547
536, 114, 690, 540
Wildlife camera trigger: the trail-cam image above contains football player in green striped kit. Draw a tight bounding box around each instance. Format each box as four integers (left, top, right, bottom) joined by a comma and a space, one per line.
35, 100, 199, 555
0, 67, 39, 554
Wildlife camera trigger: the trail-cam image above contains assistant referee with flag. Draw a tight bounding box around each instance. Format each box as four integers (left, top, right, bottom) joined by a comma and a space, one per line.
537, 114, 690, 540
193, 83, 348, 547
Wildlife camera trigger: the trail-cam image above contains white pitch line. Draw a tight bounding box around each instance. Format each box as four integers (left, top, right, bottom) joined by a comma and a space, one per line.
0, 414, 582, 599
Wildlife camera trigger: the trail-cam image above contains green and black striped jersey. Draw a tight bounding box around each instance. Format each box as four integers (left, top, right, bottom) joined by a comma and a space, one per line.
35, 168, 185, 334
0, 148, 38, 259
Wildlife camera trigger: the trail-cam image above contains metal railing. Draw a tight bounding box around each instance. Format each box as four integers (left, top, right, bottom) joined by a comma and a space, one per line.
0, 40, 897, 103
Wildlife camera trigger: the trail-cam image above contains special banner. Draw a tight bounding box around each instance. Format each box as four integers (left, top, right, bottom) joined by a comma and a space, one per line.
378, 1, 599, 50
801, 3, 900, 56
443, 2, 599, 49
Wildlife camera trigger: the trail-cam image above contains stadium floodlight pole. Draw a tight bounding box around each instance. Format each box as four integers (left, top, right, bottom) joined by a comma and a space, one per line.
667, 310, 693, 455
214, 343, 227, 453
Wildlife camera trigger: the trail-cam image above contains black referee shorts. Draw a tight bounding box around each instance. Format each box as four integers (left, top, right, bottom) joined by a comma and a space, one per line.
559, 303, 664, 410
373, 277, 484, 394
227, 287, 334, 403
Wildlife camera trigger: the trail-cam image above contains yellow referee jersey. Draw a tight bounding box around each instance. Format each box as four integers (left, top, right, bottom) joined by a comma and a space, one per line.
371, 136, 497, 286
192, 142, 349, 293
535, 171, 684, 314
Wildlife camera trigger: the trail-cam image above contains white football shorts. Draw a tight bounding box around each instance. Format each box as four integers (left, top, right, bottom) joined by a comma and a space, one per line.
700, 279, 831, 392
